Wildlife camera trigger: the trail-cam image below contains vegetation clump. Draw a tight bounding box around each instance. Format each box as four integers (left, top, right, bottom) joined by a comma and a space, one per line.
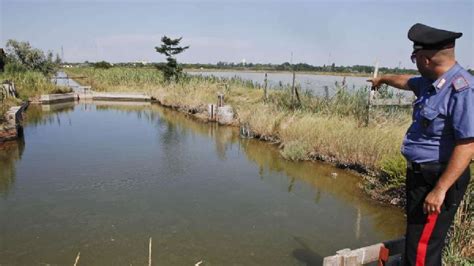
93, 61, 113, 69
1, 40, 68, 115
4, 39, 60, 75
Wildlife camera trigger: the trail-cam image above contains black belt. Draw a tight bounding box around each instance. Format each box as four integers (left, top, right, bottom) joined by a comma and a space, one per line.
406, 161, 445, 172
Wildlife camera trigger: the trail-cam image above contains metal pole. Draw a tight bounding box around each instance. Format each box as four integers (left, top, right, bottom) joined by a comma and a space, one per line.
264, 73, 268, 101
366, 61, 379, 126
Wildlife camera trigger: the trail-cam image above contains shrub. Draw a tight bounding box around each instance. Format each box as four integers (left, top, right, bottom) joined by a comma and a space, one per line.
280, 141, 309, 161
379, 154, 407, 189
93, 61, 113, 69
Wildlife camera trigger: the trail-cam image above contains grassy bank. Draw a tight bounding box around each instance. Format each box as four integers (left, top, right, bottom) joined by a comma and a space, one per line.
1, 71, 71, 101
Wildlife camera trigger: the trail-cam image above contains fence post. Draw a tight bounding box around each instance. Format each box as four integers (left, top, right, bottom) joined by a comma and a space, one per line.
264, 73, 268, 102
290, 71, 296, 108
291, 71, 296, 100
295, 85, 302, 107
217, 93, 224, 107
366, 61, 379, 126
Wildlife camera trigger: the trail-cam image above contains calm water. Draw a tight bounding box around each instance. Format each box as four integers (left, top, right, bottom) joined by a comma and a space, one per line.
0, 102, 405, 265
187, 71, 370, 95
187, 71, 414, 100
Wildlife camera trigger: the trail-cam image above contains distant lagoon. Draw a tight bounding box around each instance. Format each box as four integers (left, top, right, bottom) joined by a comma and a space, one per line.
187, 70, 412, 98
187, 70, 369, 95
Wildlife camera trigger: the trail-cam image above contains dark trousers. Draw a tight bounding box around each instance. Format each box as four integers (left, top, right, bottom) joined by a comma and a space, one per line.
404, 163, 471, 266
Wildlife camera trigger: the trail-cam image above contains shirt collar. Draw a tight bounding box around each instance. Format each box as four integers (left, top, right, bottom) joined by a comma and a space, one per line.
432, 62, 462, 92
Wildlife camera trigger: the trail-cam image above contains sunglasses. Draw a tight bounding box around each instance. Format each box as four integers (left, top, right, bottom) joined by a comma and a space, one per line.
410, 49, 421, 64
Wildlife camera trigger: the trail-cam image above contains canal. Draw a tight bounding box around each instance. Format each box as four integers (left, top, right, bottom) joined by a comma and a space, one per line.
0, 102, 405, 265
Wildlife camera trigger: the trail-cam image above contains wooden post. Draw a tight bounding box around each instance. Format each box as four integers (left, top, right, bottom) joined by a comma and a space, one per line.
295, 85, 302, 107
291, 71, 296, 100
366, 61, 379, 126
217, 93, 224, 107
12, 82, 16, 98
324, 86, 329, 101
210, 104, 215, 121
264, 73, 268, 101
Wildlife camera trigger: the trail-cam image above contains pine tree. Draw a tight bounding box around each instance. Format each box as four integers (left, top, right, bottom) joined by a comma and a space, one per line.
155, 36, 189, 82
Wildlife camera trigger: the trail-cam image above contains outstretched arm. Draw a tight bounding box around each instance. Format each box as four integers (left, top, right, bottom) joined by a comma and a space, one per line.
367, 74, 414, 91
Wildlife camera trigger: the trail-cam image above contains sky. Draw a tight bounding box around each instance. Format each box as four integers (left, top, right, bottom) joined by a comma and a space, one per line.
1, 0, 473, 69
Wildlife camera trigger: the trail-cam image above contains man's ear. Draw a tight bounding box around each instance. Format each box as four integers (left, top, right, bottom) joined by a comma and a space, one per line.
421, 54, 431, 65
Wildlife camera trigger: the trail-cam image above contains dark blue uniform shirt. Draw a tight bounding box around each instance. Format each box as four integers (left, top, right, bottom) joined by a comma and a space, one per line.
402, 63, 474, 163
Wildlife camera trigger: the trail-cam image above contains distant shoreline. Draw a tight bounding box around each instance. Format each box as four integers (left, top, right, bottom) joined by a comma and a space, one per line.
185, 68, 373, 78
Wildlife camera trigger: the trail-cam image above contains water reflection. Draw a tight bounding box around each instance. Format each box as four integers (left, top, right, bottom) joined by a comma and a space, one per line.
103, 103, 404, 239
292, 236, 324, 266
94, 103, 241, 161
26, 103, 74, 127
0, 138, 24, 196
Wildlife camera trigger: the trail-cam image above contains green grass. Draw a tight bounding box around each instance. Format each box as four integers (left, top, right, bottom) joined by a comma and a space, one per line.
0, 71, 71, 101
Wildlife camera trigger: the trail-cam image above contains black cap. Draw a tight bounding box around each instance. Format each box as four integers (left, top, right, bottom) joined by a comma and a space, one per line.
408, 23, 462, 51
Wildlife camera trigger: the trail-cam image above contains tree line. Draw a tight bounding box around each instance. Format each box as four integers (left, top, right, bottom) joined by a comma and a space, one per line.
71, 61, 423, 75
1, 39, 61, 75
181, 62, 425, 75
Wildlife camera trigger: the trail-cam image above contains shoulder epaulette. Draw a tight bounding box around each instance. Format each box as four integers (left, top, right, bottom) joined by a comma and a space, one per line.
452, 76, 470, 92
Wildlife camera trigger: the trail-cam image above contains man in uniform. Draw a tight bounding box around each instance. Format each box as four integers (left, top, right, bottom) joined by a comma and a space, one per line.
369, 23, 474, 266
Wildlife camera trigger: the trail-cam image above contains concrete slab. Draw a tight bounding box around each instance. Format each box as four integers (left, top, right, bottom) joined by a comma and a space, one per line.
93, 101, 152, 107
40, 93, 78, 104
91, 92, 152, 102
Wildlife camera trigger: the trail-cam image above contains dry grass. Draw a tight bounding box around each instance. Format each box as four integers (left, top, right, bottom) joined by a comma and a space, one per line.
65, 67, 162, 93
